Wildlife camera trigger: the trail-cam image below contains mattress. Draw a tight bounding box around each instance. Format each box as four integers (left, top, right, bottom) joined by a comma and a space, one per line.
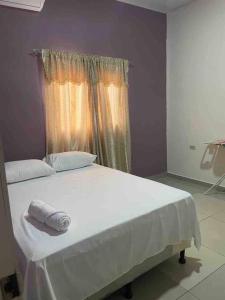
8, 164, 201, 300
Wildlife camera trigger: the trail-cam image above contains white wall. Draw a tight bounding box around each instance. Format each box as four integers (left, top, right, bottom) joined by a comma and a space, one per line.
167, 0, 225, 185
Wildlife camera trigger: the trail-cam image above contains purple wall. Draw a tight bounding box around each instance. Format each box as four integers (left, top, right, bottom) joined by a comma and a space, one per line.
0, 0, 166, 177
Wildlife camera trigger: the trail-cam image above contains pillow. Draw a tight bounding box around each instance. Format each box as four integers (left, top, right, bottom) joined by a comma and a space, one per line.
44, 151, 97, 172
5, 159, 56, 184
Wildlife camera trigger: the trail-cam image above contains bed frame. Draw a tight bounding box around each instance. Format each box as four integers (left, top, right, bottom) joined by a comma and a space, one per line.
17, 240, 190, 300
88, 241, 190, 300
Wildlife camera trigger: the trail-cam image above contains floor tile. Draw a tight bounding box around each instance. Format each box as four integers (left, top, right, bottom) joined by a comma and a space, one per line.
190, 264, 225, 300
108, 267, 187, 300
208, 191, 225, 201
193, 194, 225, 219
178, 292, 199, 300
158, 246, 225, 290
144, 175, 225, 299
201, 217, 225, 256
132, 267, 187, 300
211, 211, 225, 223
197, 212, 209, 222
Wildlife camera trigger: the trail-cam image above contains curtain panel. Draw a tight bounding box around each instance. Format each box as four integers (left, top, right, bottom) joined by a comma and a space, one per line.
41, 50, 131, 172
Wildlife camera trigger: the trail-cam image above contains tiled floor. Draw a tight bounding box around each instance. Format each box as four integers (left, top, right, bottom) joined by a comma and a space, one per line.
108, 174, 225, 300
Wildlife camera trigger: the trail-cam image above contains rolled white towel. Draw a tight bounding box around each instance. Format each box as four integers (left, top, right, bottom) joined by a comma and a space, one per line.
28, 200, 71, 232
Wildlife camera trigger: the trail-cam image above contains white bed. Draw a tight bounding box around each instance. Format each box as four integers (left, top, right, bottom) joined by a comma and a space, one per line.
8, 164, 201, 300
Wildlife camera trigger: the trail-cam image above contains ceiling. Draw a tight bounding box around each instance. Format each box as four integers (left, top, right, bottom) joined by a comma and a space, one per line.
117, 0, 194, 13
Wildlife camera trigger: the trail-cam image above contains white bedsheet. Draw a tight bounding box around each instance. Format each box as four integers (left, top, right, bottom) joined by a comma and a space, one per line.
8, 164, 201, 300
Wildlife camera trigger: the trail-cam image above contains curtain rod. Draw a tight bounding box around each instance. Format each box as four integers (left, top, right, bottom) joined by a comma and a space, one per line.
31, 49, 134, 67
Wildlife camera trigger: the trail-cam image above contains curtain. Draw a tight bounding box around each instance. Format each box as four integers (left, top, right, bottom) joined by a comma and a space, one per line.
41, 50, 131, 172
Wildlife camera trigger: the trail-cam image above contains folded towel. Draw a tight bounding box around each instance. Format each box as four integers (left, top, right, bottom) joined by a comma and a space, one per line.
28, 200, 71, 232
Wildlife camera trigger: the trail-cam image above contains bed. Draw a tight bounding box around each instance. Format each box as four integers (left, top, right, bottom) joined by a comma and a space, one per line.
7, 164, 201, 300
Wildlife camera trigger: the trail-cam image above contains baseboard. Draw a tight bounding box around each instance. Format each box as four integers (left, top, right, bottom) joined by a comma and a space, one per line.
148, 171, 225, 191
167, 172, 225, 191
148, 172, 168, 180
167, 172, 211, 186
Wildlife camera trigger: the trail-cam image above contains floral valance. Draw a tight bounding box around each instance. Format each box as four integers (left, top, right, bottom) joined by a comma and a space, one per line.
41, 49, 129, 86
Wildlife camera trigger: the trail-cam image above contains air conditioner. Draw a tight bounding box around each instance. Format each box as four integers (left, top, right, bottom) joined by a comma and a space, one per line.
0, 0, 45, 11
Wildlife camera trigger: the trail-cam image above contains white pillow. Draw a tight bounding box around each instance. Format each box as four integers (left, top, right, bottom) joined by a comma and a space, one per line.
44, 151, 97, 172
5, 159, 56, 184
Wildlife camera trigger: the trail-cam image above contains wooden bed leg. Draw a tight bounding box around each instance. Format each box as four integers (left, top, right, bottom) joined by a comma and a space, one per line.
179, 250, 186, 264
122, 283, 133, 299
